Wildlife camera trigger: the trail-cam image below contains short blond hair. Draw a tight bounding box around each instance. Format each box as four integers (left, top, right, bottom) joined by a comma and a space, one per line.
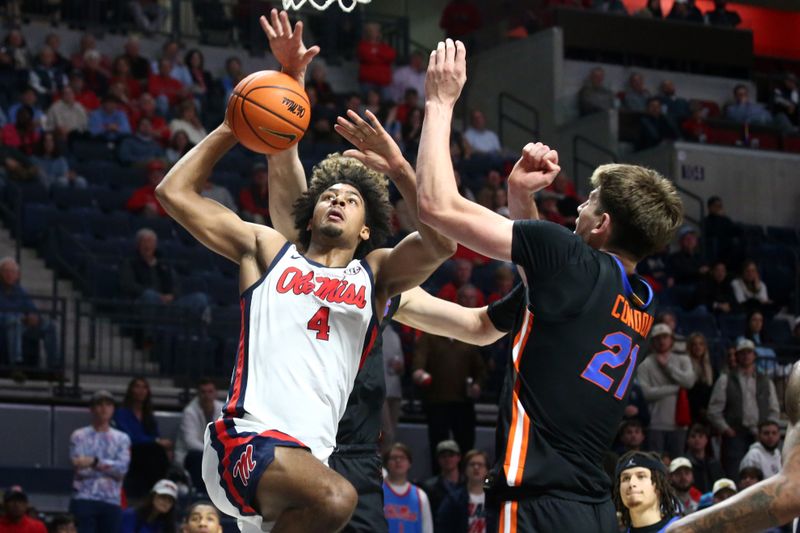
590, 164, 683, 261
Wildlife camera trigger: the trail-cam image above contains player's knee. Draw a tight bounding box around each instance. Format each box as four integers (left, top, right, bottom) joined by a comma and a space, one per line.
317, 478, 357, 528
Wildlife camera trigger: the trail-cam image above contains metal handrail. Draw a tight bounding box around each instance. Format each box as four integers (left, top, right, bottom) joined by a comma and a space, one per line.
498, 92, 540, 148
572, 134, 617, 189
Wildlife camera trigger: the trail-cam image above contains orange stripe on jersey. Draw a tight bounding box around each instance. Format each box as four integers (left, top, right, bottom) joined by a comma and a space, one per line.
504, 311, 533, 488
510, 501, 518, 532
511, 309, 533, 372
224, 300, 247, 416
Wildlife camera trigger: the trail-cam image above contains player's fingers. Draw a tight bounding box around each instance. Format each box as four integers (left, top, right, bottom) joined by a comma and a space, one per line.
445, 38, 455, 65
428, 49, 437, 70
301, 46, 320, 65
333, 123, 361, 145
346, 109, 377, 138
279, 10, 292, 36
364, 109, 385, 133
342, 149, 367, 163
270, 9, 282, 37
259, 15, 277, 39
293, 20, 304, 41
455, 40, 467, 64
436, 41, 445, 67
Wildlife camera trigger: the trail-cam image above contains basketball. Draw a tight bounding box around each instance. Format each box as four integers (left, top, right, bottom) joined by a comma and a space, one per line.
226, 70, 311, 155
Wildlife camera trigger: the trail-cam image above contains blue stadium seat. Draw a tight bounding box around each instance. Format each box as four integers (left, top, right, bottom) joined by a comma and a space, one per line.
204, 275, 239, 306
74, 160, 122, 186
95, 187, 134, 212
85, 211, 132, 240
52, 186, 96, 209
85, 263, 120, 299
739, 223, 766, 252
678, 313, 719, 339
111, 167, 148, 190
71, 138, 116, 161
21, 203, 56, 245
15, 180, 49, 204
130, 214, 175, 241
765, 318, 792, 344
51, 208, 92, 236
719, 314, 746, 340
766, 226, 799, 247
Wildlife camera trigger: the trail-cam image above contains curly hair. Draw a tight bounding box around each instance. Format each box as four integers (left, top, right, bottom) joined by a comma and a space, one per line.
613, 451, 681, 528
293, 154, 391, 259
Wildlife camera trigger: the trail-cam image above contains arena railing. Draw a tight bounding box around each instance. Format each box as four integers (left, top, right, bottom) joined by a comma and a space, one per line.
498, 92, 540, 151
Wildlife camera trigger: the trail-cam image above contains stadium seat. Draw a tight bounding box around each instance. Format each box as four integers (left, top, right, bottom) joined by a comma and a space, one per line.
203, 275, 239, 306
677, 313, 718, 339
738, 223, 766, 251
70, 138, 116, 162
74, 160, 122, 186
765, 318, 792, 344
719, 314, 746, 340
15, 180, 50, 204
766, 226, 799, 247
85, 211, 132, 240
85, 263, 121, 299
21, 203, 57, 245
130, 215, 176, 241
51, 186, 96, 210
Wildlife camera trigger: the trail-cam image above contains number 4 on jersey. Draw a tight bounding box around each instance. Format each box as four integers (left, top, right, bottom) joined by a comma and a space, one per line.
307, 306, 331, 341
580, 332, 639, 400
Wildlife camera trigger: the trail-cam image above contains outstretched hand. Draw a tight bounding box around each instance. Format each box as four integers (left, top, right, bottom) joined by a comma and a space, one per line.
335, 109, 407, 178
425, 38, 467, 108
508, 142, 561, 193
260, 9, 320, 83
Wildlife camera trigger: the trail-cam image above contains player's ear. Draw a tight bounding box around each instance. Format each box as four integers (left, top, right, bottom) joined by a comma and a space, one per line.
591, 212, 611, 236
359, 225, 370, 242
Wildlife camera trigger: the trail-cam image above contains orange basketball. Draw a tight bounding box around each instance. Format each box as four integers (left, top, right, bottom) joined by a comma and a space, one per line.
226, 70, 311, 155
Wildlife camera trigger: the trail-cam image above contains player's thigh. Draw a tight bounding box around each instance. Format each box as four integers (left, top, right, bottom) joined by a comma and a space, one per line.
256, 446, 356, 521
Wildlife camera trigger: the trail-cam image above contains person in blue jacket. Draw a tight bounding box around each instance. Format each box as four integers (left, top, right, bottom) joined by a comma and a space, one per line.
614, 451, 682, 533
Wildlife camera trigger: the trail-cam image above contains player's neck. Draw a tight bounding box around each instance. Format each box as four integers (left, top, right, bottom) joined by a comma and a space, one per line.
603, 249, 637, 275
630, 504, 663, 528
304, 241, 356, 268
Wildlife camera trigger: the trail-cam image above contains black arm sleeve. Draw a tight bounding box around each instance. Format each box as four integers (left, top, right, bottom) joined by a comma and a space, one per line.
487, 282, 525, 332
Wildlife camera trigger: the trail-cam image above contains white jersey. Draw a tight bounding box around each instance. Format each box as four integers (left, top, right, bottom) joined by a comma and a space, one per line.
222, 242, 378, 463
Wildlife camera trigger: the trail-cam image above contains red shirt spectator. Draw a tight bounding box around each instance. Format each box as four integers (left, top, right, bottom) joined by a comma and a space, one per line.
127, 160, 168, 217
437, 258, 486, 306
357, 23, 396, 88
239, 164, 270, 224
2, 107, 41, 155
452, 244, 491, 266
440, 0, 482, 38
0, 487, 47, 533
148, 58, 185, 107
129, 94, 170, 145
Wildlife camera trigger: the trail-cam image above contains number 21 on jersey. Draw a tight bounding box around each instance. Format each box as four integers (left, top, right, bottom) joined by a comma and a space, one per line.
580, 332, 639, 400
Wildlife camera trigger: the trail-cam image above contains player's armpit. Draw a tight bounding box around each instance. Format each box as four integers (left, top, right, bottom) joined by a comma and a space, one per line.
369, 231, 452, 302
394, 286, 506, 346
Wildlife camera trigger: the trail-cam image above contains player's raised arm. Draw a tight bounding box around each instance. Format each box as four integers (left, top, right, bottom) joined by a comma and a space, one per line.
155, 125, 284, 265
261, 9, 319, 242
416, 40, 561, 262
666, 362, 800, 533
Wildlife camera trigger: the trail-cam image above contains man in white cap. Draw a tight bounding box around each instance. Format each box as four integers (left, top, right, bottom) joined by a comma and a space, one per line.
637, 323, 696, 458
711, 478, 737, 504
669, 457, 701, 514
707, 338, 780, 480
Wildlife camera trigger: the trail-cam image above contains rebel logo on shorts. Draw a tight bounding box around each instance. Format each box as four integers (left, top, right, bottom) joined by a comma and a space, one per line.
232, 444, 257, 487
281, 97, 306, 118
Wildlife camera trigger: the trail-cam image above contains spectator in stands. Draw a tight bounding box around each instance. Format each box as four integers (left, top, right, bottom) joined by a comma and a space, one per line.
40, 34, 67, 72
220, 56, 244, 106
668, 225, 708, 286
200, 175, 237, 212
475, 168, 503, 209
2, 106, 40, 156
711, 478, 737, 503
656, 311, 687, 355
667, 0, 704, 23
395, 88, 420, 126
148, 59, 185, 116
69, 390, 130, 533
440, 0, 482, 40
185, 49, 212, 112
613, 451, 682, 532
634, 0, 663, 17
537, 189, 567, 225
68, 72, 100, 112
357, 22, 396, 97
639, 97, 682, 150
657, 80, 691, 124
132, 93, 170, 145
382, 443, 433, 533
707, 338, 780, 479
87, 95, 130, 142
175, 378, 222, 493
669, 457, 701, 514
463, 109, 501, 155
616, 418, 646, 454
118, 117, 165, 166
127, 160, 168, 217
437, 260, 485, 306
113, 377, 172, 499
737, 466, 763, 490
1, 28, 30, 70
151, 41, 191, 87
639, 245, 674, 293
29, 46, 67, 105
579, 66, 615, 116
435, 449, 493, 533
421, 440, 463, 516
401, 106, 423, 159
120, 479, 177, 533
696, 260, 736, 314
307, 64, 335, 105
382, 324, 404, 454
110, 56, 143, 101
686, 333, 713, 423
129, 0, 166, 35
8, 86, 44, 125
48, 514, 77, 533
81, 50, 110, 97
122, 38, 151, 82
593, 0, 627, 13
704, 196, 741, 264
625, 378, 651, 427
390, 51, 426, 103
725, 84, 772, 125
739, 420, 781, 479
70, 34, 108, 75
168, 100, 206, 146
705, 0, 741, 27
681, 100, 711, 142
0, 486, 46, 533
623, 72, 651, 112
164, 130, 191, 164
0, 143, 37, 184
45, 86, 88, 140
181, 502, 221, 533
235, 162, 269, 224
486, 264, 514, 304
731, 260, 772, 314
0, 257, 59, 368
686, 423, 724, 493
32, 132, 85, 190
546, 172, 581, 225
637, 323, 696, 458
744, 309, 771, 346
792, 317, 800, 347
108, 78, 136, 119
413, 316, 486, 468
772, 72, 799, 132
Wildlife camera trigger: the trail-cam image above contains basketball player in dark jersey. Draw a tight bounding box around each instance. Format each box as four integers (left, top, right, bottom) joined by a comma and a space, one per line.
416, 40, 684, 531
666, 361, 800, 533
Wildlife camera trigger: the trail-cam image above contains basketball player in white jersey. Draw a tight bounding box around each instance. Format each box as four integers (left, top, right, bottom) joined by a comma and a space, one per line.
155, 21, 454, 533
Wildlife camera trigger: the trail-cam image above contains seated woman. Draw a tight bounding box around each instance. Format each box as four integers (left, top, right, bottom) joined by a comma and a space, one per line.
120, 479, 177, 533
731, 260, 773, 315
113, 377, 173, 499
686, 332, 714, 424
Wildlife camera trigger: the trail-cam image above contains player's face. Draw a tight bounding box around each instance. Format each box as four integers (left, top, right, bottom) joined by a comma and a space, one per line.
386, 450, 411, 478
311, 184, 369, 247
574, 188, 607, 250
620, 467, 659, 512
185, 505, 222, 533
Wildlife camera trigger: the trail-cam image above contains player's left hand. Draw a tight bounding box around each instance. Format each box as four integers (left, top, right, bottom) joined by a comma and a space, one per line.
508, 142, 561, 194
335, 109, 406, 178
260, 9, 320, 84
425, 39, 466, 108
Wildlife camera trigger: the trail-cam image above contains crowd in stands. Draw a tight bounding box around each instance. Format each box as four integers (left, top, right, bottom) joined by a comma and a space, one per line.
0, 4, 799, 533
